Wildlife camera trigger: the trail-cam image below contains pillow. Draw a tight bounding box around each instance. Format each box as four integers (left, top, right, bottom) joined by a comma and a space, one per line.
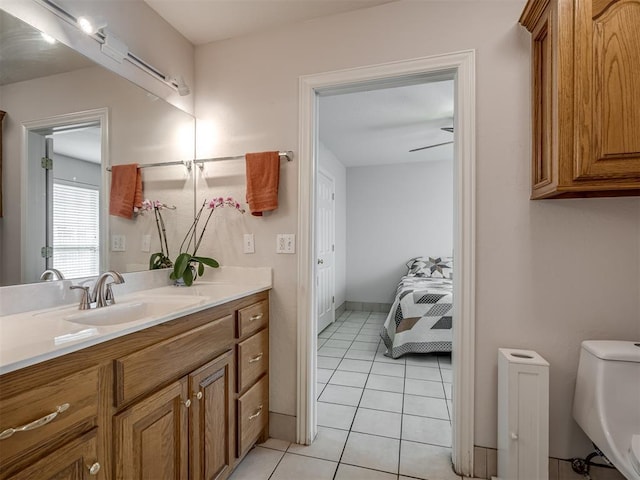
406, 256, 453, 278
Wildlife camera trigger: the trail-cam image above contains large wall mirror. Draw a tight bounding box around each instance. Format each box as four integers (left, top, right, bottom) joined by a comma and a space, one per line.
0, 8, 196, 286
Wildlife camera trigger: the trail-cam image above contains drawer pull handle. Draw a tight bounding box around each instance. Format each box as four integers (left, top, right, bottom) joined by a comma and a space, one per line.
195, 391, 203, 400
249, 353, 264, 363
0, 403, 70, 440
248, 405, 263, 420
88, 462, 101, 475
249, 313, 263, 321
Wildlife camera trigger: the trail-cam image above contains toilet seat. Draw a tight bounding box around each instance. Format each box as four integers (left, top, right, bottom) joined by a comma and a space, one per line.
631, 435, 640, 476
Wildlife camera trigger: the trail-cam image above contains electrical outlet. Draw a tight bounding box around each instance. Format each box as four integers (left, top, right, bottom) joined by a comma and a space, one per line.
276, 234, 295, 254
141, 234, 151, 252
243, 233, 255, 254
111, 234, 126, 252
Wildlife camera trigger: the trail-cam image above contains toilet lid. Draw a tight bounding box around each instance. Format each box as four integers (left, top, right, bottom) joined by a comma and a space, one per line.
631, 435, 640, 475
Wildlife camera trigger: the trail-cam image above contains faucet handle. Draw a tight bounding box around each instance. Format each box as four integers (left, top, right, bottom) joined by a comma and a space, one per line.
70, 285, 92, 310
105, 283, 116, 306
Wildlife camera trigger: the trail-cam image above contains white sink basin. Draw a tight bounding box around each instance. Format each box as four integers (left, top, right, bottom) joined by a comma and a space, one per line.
63, 295, 204, 326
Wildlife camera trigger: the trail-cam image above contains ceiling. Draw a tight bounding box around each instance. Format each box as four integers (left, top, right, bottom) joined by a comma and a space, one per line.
144, 0, 397, 45
319, 80, 454, 167
52, 127, 102, 164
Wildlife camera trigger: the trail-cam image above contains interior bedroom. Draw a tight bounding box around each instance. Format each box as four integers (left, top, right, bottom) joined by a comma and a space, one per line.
314, 78, 457, 478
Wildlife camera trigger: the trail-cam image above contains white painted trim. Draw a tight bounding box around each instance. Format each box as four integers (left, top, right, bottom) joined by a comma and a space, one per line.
296, 51, 476, 476
21, 108, 110, 281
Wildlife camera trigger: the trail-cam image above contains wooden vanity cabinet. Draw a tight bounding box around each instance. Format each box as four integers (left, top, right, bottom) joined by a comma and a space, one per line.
0, 291, 269, 480
520, 0, 640, 199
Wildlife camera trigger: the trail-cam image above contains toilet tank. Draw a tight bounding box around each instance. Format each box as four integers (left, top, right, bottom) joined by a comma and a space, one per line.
573, 341, 640, 467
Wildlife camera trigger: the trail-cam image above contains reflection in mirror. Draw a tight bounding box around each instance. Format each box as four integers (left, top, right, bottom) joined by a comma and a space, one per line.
0, 8, 196, 286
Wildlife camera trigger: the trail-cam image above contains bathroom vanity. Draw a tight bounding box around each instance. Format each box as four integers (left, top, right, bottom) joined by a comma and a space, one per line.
0, 278, 270, 480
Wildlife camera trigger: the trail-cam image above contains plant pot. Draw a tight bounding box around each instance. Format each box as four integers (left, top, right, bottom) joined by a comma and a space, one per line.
174, 264, 197, 286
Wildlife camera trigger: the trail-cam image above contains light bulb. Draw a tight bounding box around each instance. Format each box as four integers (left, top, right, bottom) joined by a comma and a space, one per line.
77, 16, 94, 34
40, 32, 56, 44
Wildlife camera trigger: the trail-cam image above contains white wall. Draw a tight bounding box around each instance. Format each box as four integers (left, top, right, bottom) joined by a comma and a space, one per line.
346, 160, 453, 304
318, 142, 347, 309
194, 0, 640, 458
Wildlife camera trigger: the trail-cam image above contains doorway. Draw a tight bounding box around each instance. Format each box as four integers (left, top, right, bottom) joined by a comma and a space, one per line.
297, 51, 476, 476
22, 109, 108, 283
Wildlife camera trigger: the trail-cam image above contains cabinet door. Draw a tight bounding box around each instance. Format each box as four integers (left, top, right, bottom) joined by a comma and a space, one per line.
189, 350, 234, 480
7, 429, 100, 480
575, 0, 640, 180
114, 378, 189, 480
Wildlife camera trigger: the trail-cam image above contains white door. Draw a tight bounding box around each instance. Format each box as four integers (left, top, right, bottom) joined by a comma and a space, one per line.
316, 170, 335, 332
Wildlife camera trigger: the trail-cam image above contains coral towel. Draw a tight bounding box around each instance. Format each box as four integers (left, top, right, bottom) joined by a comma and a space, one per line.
245, 151, 280, 216
109, 164, 143, 219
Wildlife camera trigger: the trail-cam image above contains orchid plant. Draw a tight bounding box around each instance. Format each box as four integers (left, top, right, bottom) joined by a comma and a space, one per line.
170, 197, 246, 286
139, 199, 175, 270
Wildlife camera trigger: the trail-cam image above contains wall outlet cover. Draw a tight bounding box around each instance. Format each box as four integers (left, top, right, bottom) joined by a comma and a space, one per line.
243, 233, 255, 254
111, 234, 126, 252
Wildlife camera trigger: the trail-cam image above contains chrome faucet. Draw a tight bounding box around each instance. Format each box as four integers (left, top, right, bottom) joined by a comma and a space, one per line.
69, 271, 125, 310
92, 271, 125, 308
40, 269, 65, 281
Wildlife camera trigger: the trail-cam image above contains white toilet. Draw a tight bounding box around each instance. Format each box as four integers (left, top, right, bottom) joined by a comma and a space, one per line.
573, 340, 640, 480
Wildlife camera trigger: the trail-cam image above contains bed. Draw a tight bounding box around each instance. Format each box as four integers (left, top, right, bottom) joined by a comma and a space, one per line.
381, 257, 453, 359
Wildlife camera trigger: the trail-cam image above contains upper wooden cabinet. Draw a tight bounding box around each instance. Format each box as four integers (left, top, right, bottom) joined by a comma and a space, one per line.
520, 0, 640, 198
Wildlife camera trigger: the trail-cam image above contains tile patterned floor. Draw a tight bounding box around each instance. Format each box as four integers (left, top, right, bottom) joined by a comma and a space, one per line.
230, 310, 463, 480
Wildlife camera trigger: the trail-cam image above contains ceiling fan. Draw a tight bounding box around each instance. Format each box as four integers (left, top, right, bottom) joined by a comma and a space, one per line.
409, 127, 454, 152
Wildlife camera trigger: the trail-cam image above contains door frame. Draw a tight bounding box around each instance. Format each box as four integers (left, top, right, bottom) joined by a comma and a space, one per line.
296, 50, 476, 476
21, 108, 109, 283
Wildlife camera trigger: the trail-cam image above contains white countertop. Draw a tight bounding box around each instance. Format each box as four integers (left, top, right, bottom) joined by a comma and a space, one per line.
0, 268, 271, 375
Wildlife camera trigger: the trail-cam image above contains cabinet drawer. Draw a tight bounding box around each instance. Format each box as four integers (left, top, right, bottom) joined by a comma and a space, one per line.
237, 329, 268, 393
115, 314, 234, 406
0, 365, 99, 466
237, 376, 268, 457
237, 301, 268, 339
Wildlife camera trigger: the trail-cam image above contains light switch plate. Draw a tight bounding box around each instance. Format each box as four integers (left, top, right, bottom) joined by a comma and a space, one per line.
243, 233, 255, 253
111, 234, 126, 252
141, 234, 151, 252
276, 234, 295, 254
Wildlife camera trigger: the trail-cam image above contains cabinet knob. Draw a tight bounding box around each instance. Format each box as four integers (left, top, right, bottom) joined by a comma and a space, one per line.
195, 391, 203, 400
183, 399, 191, 408
88, 462, 101, 475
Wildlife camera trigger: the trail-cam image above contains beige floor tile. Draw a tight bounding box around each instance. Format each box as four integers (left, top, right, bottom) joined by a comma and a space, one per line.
371, 361, 405, 377
329, 370, 368, 388
317, 401, 357, 430
352, 407, 402, 438
405, 378, 445, 398
335, 464, 398, 480
405, 354, 440, 367
269, 453, 337, 480
287, 426, 348, 462
360, 389, 404, 413
405, 365, 441, 382
366, 373, 405, 393
341, 432, 400, 474
337, 358, 373, 373
257, 437, 290, 452
403, 394, 449, 420
317, 368, 334, 383
400, 440, 459, 480
317, 356, 341, 370
345, 349, 377, 361
228, 446, 284, 480
318, 384, 363, 406
402, 414, 452, 447
318, 346, 348, 358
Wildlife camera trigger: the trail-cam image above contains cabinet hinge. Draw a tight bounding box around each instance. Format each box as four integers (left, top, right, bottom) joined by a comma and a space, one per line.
41, 246, 53, 258
332, 244, 335, 252
331, 193, 335, 200
332, 296, 335, 304
41, 157, 53, 170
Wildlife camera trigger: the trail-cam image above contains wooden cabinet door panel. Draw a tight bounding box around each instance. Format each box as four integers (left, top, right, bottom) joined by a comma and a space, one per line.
189, 350, 234, 480
7, 429, 99, 480
114, 378, 188, 480
576, 0, 640, 179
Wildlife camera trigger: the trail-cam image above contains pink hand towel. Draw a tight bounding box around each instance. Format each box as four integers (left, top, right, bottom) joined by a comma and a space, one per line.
245, 151, 280, 216
109, 164, 142, 219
